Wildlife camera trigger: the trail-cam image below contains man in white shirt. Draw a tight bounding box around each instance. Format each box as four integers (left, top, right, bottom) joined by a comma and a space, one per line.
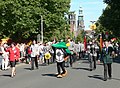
38, 43, 44, 64
78, 42, 84, 59
30, 40, 39, 70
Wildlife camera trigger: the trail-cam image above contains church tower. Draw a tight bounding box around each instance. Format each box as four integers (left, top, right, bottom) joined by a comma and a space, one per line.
68, 11, 76, 32
77, 7, 84, 30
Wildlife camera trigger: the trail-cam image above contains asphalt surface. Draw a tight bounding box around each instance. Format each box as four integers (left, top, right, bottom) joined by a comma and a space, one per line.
0, 59, 120, 88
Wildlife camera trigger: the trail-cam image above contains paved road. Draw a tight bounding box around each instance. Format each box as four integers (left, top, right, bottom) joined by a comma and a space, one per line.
0, 59, 120, 88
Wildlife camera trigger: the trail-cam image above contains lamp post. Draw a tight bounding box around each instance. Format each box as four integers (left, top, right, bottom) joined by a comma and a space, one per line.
37, 16, 43, 43
90, 21, 96, 39
41, 15, 43, 43
90, 21, 96, 24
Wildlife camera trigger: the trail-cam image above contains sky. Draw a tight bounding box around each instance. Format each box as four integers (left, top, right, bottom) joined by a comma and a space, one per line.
70, 0, 107, 30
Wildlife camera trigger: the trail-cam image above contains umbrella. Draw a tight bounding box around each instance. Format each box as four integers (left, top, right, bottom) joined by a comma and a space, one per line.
65, 48, 71, 54
52, 42, 67, 49
52, 42, 71, 54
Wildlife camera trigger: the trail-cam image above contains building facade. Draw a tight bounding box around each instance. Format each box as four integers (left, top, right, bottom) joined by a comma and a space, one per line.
68, 11, 76, 38
77, 7, 85, 31
75, 7, 85, 38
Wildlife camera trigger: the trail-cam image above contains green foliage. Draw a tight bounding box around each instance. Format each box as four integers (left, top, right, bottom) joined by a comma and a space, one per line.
75, 30, 84, 43
0, 0, 70, 42
97, 0, 120, 42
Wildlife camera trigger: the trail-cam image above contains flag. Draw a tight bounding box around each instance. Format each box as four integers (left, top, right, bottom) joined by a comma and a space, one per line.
100, 35, 103, 51
84, 36, 87, 51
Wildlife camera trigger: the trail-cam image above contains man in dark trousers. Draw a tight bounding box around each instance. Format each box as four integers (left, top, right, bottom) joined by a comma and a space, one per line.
68, 39, 75, 67
52, 41, 70, 78
88, 40, 99, 71
55, 48, 68, 78
101, 41, 114, 81
30, 40, 39, 70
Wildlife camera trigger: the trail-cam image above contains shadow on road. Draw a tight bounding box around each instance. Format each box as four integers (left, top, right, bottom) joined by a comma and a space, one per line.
88, 75, 104, 81
39, 63, 49, 66
24, 68, 31, 70
41, 73, 57, 78
97, 63, 103, 65
72, 67, 90, 71
88, 75, 120, 81
1, 74, 11, 78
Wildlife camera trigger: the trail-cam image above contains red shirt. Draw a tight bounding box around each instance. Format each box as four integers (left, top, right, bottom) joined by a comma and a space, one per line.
27, 47, 31, 54
6, 47, 20, 61
16, 47, 20, 60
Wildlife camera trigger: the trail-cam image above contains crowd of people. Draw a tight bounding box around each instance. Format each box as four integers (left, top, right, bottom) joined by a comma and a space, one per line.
0, 38, 120, 80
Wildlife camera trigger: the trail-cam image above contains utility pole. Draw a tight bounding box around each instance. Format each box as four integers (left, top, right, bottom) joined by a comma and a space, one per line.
41, 15, 43, 43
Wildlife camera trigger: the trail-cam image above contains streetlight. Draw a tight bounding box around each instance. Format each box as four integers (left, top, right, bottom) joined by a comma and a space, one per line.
90, 21, 96, 39
41, 15, 43, 43
90, 21, 96, 24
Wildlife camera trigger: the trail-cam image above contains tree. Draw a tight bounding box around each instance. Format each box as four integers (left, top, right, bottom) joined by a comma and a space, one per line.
96, 0, 120, 41
0, 0, 71, 42
75, 30, 85, 43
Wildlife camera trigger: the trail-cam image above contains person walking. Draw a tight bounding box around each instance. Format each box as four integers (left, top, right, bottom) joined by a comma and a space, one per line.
1, 44, 9, 70
87, 40, 99, 71
52, 41, 70, 78
25, 45, 32, 64
78, 42, 84, 59
101, 41, 114, 81
68, 39, 75, 67
38, 43, 44, 64
0, 43, 5, 70
6, 42, 20, 78
42, 43, 48, 65
55, 48, 68, 78
30, 40, 39, 70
